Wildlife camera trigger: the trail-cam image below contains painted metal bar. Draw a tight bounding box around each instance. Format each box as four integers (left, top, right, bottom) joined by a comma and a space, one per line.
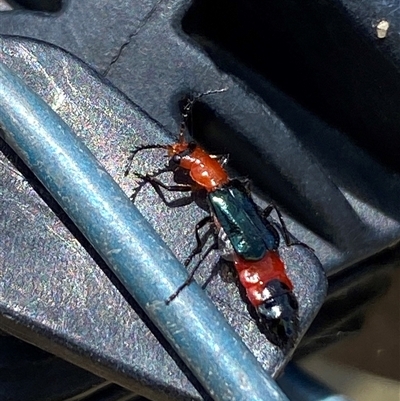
278, 363, 354, 401
0, 61, 288, 401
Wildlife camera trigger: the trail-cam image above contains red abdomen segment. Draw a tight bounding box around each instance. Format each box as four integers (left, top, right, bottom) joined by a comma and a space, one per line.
233, 251, 293, 307
180, 147, 229, 191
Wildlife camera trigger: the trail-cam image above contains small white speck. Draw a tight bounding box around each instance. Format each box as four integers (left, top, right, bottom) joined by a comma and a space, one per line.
376, 19, 389, 39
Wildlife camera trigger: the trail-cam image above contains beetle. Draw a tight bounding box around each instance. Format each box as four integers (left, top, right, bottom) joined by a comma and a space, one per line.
125, 91, 301, 348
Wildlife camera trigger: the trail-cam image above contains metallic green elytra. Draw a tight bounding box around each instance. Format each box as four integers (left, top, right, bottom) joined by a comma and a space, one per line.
208, 182, 279, 260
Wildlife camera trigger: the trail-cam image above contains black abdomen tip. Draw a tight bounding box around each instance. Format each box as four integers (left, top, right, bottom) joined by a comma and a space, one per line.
256, 280, 299, 349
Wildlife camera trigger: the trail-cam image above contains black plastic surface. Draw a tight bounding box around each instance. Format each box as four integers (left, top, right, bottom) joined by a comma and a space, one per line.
1, 1, 400, 269
0, 37, 327, 399
1, 0, 400, 400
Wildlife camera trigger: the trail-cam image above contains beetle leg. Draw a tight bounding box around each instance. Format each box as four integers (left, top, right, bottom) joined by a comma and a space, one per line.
166, 240, 218, 305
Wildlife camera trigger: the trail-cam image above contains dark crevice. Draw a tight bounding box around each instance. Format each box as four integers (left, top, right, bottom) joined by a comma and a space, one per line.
5, 0, 63, 12
182, 0, 400, 174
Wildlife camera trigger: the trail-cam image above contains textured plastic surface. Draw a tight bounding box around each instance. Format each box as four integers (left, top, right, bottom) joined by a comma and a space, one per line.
0, 0, 399, 273
0, 39, 326, 399
0, 58, 295, 401
1, 0, 400, 399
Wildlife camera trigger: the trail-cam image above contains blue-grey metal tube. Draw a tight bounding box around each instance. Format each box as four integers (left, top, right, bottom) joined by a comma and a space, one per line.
278, 363, 353, 401
0, 61, 288, 401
